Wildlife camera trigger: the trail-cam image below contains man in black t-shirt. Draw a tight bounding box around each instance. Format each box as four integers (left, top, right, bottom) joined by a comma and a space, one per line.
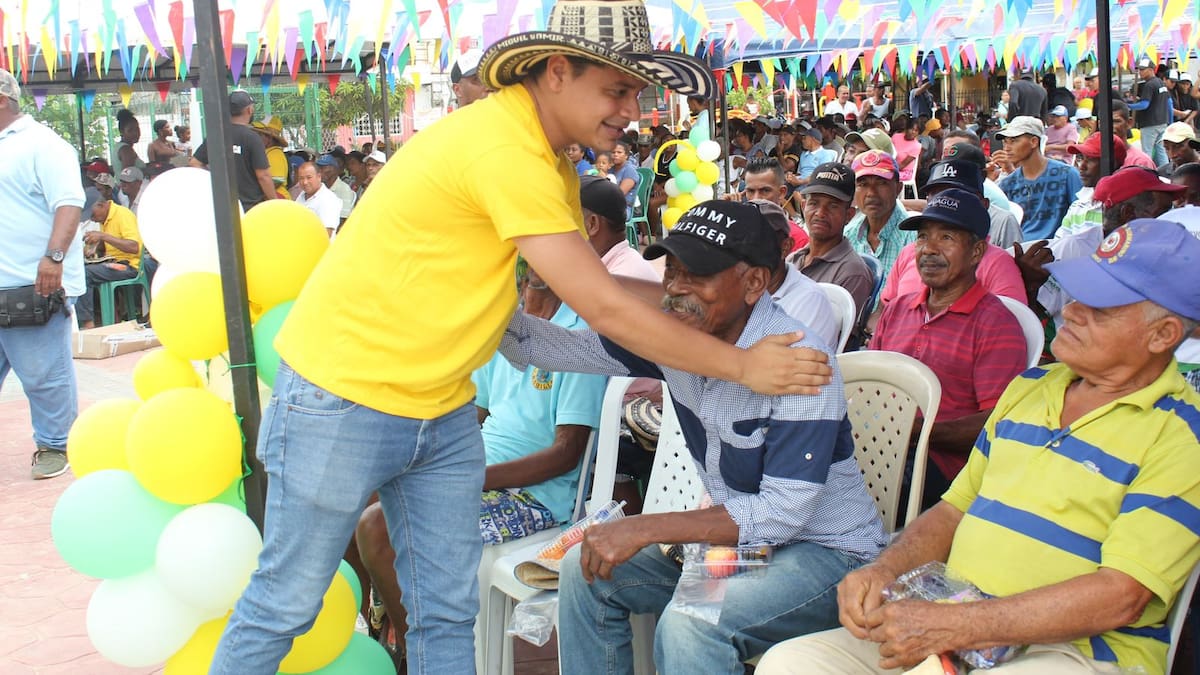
1129, 57, 1171, 167
190, 90, 276, 211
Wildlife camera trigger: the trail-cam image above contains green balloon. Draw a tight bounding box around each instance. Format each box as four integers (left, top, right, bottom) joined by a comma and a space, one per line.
338, 559, 363, 610
668, 158, 681, 177
252, 300, 295, 388
208, 478, 247, 513
688, 124, 710, 146
675, 170, 699, 193
306, 632, 396, 675
51, 469, 186, 579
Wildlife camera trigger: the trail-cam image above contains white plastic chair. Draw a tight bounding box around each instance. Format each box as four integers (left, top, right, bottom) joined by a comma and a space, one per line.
471, 399, 605, 673
838, 350, 941, 532
997, 295, 1045, 368
1007, 201, 1024, 225
481, 376, 637, 675
818, 282, 857, 353
1167, 560, 1200, 673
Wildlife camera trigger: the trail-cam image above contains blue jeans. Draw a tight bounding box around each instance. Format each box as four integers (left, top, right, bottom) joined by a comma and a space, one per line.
1141, 124, 1168, 167
0, 308, 76, 451
558, 539, 864, 675
210, 362, 486, 675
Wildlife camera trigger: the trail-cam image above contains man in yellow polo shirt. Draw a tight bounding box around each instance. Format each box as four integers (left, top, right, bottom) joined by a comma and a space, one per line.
211, 1, 831, 673
75, 193, 141, 329
758, 218, 1200, 675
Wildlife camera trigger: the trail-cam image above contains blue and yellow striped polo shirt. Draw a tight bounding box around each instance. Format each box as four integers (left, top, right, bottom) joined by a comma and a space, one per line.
943, 363, 1200, 672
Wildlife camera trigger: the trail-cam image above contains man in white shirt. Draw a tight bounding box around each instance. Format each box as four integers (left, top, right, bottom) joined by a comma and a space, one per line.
825, 85, 860, 119
316, 154, 356, 230
293, 161, 341, 237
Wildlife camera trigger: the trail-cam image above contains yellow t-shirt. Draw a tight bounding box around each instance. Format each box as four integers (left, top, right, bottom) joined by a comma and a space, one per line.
274, 85, 584, 418
100, 203, 142, 268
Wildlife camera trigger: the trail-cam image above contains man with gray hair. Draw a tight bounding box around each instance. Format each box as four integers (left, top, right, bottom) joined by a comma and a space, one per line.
0, 68, 85, 479
760, 218, 1200, 675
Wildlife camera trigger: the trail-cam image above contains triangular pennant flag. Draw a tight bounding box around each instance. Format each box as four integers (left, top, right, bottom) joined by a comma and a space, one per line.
761, 59, 775, 88
297, 72, 310, 95
244, 31, 258, 80
732, 61, 744, 89
283, 27, 300, 79
118, 84, 132, 107
81, 89, 96, 112
39, 26, 56, 80
133, 2, 165, 56
230, 45, 247, 85
155, 81, 170, 103
219, 8, 234, 66
260, 73, 273, 96
367, 71, 377, 93
32, 88, 46, 110
167, 1, 184, 60
327, 73, 341, 95
181, 17, 194, 75
299, 10, 315, 66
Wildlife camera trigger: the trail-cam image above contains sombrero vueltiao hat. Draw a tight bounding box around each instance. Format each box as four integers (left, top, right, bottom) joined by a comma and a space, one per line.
477, 0, 715, 98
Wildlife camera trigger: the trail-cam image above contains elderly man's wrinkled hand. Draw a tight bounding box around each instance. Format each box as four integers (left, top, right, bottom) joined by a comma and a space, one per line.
741, 333, 832, 395
838, 562, 898, 639
578, 518, 647, 583
865, 599, 965, 670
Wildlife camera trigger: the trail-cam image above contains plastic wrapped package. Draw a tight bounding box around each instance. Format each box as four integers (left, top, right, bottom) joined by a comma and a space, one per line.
508, 591, 559, 647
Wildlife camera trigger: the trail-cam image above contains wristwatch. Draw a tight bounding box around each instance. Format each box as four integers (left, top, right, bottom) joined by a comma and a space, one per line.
45, 249, 65, 263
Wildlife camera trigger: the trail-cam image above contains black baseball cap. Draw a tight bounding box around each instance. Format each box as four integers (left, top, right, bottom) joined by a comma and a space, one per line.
800, 162, 855, 202
925, 159, 984, 196
229, 90, 254, 115
644, 201, 780, 275
580, 175, 627, 226
898, 188, 990, 239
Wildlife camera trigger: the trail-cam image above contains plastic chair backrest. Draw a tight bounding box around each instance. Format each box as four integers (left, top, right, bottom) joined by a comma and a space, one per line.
837, 350, 941, 532
860, 253, 884, 302
641, 385, 705, 515
996, 295, 1045, 368
818, 282, 857, 353
1167, 559, 1200, 673
634, 167, 655, 215
581, 376, 636, 515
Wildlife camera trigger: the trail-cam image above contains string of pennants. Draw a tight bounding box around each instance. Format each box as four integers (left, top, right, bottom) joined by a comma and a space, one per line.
1, 0, 1197, 100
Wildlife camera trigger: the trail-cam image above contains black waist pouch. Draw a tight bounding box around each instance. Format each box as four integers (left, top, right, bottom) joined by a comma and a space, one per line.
0, 286, 65, 327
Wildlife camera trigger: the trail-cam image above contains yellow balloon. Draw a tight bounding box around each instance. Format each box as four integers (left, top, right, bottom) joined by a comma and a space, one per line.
673, 194, 698, 212
151, 272, 228, 361
242, 200, 330, 309
248, 301, 266, 324
675, 148, 700, 172
126, 388, 242, 505
132, 349, 203, 400
694, 161, 719, 185
67, 399, 141, 477
662, 207, 685, 230
279, 573, 357, 674
164, 615, 229, 675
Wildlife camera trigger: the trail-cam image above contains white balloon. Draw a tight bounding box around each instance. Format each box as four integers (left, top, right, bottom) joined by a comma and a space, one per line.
691, 184, 715, 202
86, 569, 208, 667
696, 140, 722, 162
150, 264, 185, 299
665, 178, 681, 198
137, 168, 240, 273
156, 503, 263, 616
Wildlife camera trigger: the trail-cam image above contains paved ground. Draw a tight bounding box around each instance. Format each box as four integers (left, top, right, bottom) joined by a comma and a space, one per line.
0, 348, 557, 674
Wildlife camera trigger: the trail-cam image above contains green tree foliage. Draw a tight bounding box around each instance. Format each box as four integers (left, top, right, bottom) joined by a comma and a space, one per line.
724, 84, 775, 115
23, 95, 111, 160
242, 78, 412, 147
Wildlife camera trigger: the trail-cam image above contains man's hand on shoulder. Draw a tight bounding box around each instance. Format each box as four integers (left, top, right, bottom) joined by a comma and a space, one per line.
740, 333, 832, 396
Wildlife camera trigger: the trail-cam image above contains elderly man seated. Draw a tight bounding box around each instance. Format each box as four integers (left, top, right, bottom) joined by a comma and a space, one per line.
758, 218, 1200, 675
500, 200, 887, 673
870, 189, 1027, 502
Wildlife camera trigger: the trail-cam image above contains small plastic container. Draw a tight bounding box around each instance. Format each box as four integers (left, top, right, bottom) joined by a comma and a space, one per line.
534, 500, 627, 564
695, 544, 773, 579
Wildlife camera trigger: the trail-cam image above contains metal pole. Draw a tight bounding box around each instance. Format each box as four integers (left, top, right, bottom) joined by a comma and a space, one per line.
192, 0, 266, 532
1095, 0, 1114, 176
104, 103, 115, 164
75, 92, 86, 159
380, 64, 391, 156
312, 83, 323, 151
947, 62, 957, 130
366, 82, 376, 143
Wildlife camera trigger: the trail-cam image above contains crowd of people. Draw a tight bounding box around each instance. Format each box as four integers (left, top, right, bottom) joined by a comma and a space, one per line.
4, 0, 1200, 672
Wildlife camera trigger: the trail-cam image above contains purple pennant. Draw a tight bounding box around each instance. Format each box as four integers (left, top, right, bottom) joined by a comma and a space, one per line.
496, 0, 519, 32
518, 14, 532, 33
81, 29, 90, 74
32, 88, 47, 110
182, 17, 195, 69
134, 1, 166, 56
482, 14, 502, 48
230, 45, 248, 85
283, 26, 299, 77
822, 0, 839, 25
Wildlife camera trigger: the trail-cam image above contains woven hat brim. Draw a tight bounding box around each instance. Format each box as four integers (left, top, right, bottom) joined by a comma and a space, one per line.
479, 32, 715, 98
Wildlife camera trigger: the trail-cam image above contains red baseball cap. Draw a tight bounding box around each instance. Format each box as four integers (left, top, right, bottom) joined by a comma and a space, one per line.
1092, 167, 1185, 208
1067, 134, 1127, 166
83, 160, 110, 174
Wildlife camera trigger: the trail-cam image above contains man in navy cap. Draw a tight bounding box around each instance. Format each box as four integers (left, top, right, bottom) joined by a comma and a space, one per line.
870, 188, 1027, 501
760, 218, 1200, 675
501, 200, 887, 673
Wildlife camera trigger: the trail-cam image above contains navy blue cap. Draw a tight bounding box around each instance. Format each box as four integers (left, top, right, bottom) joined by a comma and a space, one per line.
898, 187, 990, 239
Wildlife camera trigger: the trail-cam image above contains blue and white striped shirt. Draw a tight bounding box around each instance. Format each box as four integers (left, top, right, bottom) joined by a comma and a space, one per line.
501, 296, 887, 558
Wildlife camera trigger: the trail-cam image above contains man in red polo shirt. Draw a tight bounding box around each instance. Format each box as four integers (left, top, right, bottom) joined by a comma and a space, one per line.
871, 188, 1027, 507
